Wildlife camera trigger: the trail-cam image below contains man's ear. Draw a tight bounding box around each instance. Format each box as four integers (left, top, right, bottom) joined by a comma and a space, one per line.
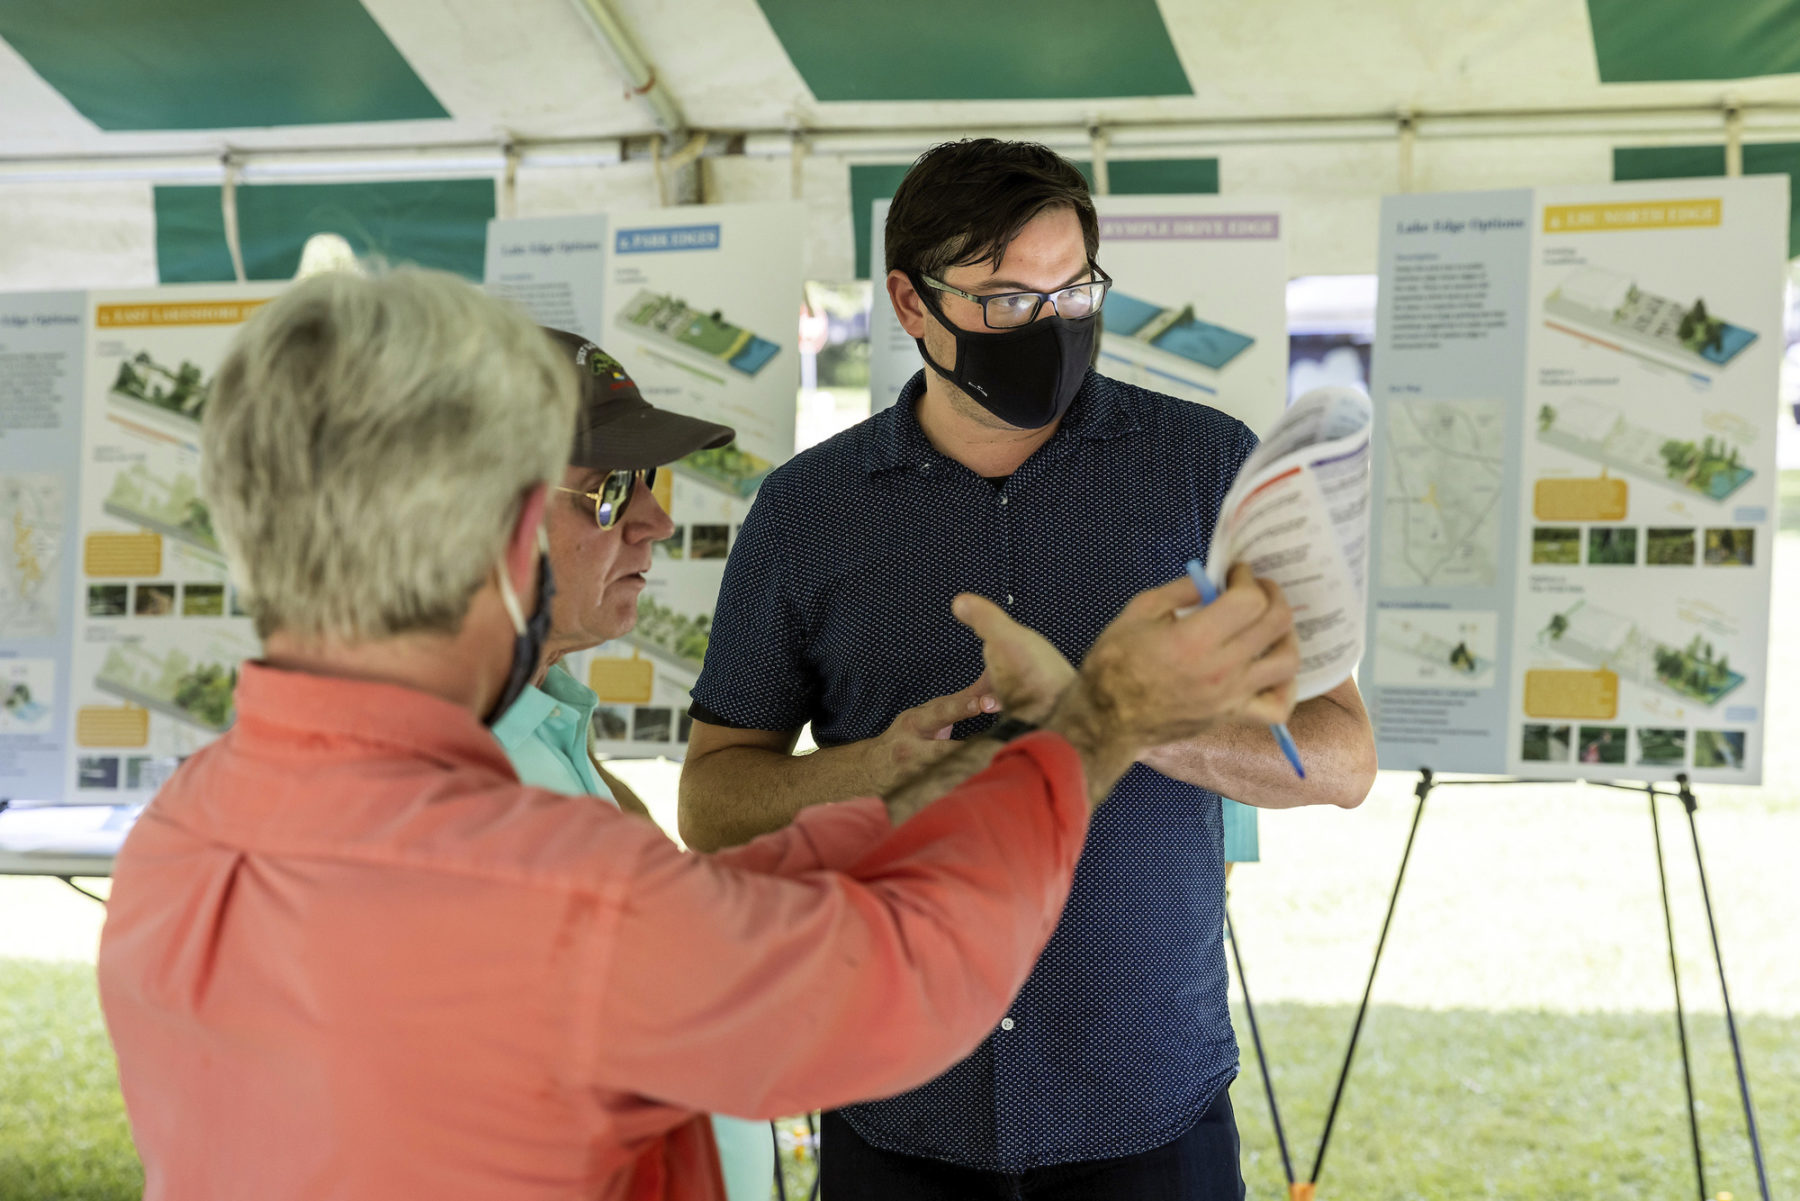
888, 269, 929, 339
504, 482, 550, 598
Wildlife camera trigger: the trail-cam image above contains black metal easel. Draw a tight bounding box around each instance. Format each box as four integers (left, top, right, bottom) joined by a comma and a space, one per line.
1229, 768, 1771, 1201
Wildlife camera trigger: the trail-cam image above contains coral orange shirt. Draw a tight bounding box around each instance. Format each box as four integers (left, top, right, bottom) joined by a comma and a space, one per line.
97, 663, 1090, 1201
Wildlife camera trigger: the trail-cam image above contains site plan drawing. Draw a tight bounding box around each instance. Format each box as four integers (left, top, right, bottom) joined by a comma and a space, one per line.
673, 443, 775, 499
1536, 397, 1753, 502
1103, 291, 1255, 370
616, 289, 780, 378
622, 594, 709, 675
94, 642, 244, 733
109, 351, 209, 430
1539, 600, 1746, 707
1375, 610, 1497, 688
1543, 265, 1758, 375
1380, 398, 1504, 587
101, 465, 221, 555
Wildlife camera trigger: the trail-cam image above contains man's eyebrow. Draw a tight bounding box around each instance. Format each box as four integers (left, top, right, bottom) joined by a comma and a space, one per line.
969, 264, 1094, 293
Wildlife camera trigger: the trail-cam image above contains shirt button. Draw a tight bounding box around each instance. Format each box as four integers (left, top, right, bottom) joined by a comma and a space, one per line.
998, 494, 1009, 506
1000, 1017, 1015, 1031
1005, 593, 1015, 606
551, 707, 562, 718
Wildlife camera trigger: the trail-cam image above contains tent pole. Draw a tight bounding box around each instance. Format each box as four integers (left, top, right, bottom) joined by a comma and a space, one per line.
1725, 98, 1744, 177
568, 0, 687, 138
1396, 110, 1415, 193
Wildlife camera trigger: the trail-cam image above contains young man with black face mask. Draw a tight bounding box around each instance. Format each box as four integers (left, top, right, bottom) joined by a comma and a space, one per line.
679, 139, 1380, 1198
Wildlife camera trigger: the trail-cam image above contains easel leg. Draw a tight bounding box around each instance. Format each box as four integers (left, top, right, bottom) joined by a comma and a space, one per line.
1677, 774, 1772, 1201
1301, 768, 1433, 1195
1649, 786, 1707, 1201
1225, 903, 1297, 1189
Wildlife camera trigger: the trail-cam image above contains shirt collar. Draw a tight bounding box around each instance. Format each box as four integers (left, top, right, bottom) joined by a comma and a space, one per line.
490, 663, 598, 753
863, 369, 1142, 476
539, 661, 599, 716
488, 680, 560, 753
231, 661, 517, 778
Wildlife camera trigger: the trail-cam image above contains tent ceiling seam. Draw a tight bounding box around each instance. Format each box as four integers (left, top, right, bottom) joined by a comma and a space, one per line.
5, 100, 1799, 185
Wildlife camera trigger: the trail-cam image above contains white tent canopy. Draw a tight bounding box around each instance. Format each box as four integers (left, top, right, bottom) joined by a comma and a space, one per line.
3, 0, 1799, 285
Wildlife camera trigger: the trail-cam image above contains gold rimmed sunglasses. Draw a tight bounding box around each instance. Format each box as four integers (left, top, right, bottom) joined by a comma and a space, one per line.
554, 468, 658, 530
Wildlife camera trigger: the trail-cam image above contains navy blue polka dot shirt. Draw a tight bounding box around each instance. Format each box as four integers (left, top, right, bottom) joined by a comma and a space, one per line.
690, 369, 1259, 1171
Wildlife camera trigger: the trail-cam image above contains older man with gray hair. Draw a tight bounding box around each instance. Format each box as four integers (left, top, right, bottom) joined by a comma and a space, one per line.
96, 267, 1302, 1201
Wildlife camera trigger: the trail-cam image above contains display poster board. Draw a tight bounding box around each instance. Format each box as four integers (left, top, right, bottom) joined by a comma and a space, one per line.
0, 285, 277, 804
486, 203, 805, 758
1364, 177, 1785, 784
868, 195, 1290, 436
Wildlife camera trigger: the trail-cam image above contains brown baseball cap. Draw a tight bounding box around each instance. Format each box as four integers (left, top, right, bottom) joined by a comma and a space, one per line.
542, 327, 735, 470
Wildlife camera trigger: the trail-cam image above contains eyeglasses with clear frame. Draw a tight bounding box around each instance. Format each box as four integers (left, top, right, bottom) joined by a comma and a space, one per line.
919, 262, 1113, 329
554, 467, 658, 531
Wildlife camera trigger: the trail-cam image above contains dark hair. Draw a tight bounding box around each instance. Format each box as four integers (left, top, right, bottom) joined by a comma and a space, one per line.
884, 139, 1099, 279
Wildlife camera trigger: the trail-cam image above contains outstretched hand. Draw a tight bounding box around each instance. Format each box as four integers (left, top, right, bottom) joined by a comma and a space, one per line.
952, 594, 1077, 724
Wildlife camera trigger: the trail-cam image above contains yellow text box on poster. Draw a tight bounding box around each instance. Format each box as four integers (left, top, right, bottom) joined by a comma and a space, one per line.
1524, 669, 1618, 720
77, 706, 150, 748
1533, 477, 1629, 521
96, 300, 269, 328
1543, 198, 1721, 234
84, 531, 162, 577
590, 656, 655, 705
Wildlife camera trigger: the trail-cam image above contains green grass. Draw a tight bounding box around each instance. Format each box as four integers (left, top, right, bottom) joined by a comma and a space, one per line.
1233, 1003, 1799, 1200
10, 960, 1794, 1201
0, 960, 140, 1201
766, 1004, 1800, 1199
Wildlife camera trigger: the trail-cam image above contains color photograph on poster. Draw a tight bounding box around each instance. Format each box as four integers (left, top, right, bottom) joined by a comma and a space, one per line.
1363, 177, 1783, 785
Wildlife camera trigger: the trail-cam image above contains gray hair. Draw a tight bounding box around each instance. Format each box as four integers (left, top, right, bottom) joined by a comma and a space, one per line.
202, 267, 577, 642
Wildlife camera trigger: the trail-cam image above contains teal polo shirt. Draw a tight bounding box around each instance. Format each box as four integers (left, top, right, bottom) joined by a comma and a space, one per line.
491, 663, 615, 805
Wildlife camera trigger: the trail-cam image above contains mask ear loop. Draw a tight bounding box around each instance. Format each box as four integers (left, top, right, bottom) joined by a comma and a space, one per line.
494, 528, 551, 637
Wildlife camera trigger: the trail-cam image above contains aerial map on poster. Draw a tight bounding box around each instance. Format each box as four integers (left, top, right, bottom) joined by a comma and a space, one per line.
487, 203, 803, 759
1364, 178, 1784, 785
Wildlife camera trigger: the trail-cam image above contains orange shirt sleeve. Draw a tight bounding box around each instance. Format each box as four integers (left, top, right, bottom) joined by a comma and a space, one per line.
702, 796, 892, 874
587, 732, 1089, 1120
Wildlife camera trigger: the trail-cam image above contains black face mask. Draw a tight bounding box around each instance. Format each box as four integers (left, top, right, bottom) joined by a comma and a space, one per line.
483, 551, 556, 727
911, 274, 1096, 430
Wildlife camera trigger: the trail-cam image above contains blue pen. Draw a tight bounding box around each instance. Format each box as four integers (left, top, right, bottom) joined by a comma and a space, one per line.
1185, 558, 1306, 780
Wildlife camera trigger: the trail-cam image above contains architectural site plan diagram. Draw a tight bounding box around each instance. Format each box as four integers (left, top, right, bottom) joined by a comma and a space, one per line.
1539, 599, 1746, 708
102, 464, 221, 555
109, 351, 210, 430
1543, 266, 1758, 375
674, 443, 774, 499
1380, 398, 1504, 587
1537, 398, 1754, 503
95, 640, 247, 733
1101, 291, 1255, 372
1375, 610, 1496, 688
615, 290, 780, 379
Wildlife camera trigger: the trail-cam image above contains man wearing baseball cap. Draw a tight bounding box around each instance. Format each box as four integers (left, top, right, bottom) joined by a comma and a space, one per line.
490, 331, 773, 1198
489, 328, 730, 812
